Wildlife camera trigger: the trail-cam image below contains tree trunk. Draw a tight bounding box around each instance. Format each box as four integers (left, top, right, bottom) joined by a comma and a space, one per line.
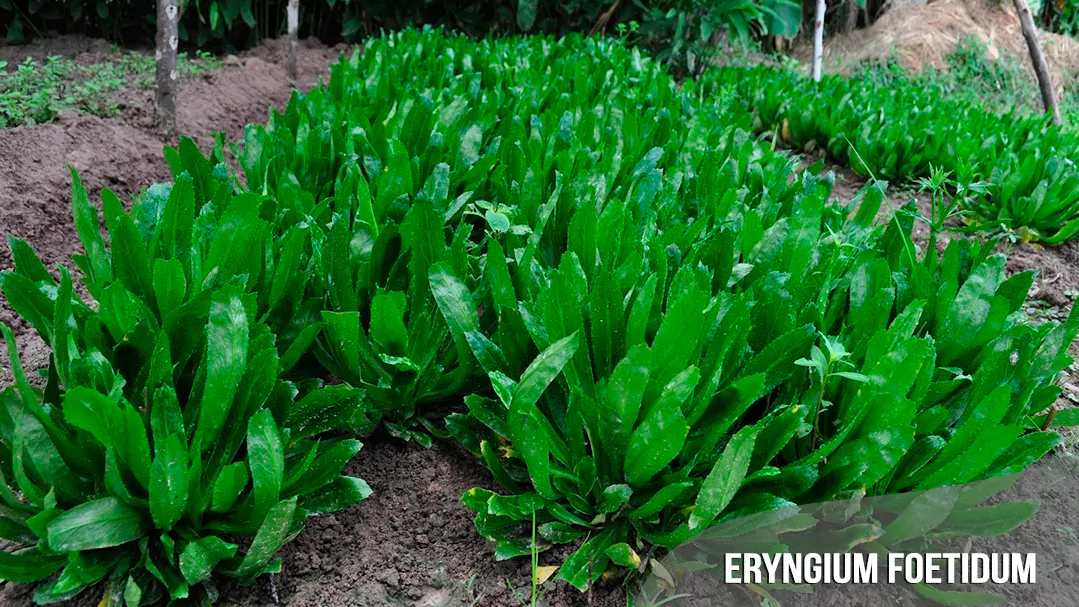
156, 0, 179, 140
287, 0, 299, 80
843, 0, 859, 33
812, 0, 826, 80
1013, 0, 1061, 125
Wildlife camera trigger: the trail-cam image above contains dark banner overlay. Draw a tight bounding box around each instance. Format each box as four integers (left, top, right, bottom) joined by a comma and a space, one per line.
631, 453, 1079, 606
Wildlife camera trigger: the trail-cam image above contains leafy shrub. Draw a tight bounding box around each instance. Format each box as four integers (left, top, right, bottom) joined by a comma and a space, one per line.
0, 141, 371, 603
1046, 0, 1079, 39
0, 296, 369, 603
708, 58, 1079, 243
0, 0, 324, 47
435, 177, 1078, 587
0, 0, 770, 66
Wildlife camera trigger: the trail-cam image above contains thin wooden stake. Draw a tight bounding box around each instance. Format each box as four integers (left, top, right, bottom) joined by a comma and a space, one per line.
287, 0, 299, 81
155, 0, 179, 140
812, 0, 826, 81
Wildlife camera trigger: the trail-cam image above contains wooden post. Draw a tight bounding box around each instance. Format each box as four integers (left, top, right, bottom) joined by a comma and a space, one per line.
156, 0, 179, 140
812, 0, 826, 80
1014, 0, 1061, 125
287, 0, 299, 80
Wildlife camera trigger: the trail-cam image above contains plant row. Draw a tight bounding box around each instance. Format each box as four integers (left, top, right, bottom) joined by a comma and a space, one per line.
1, 28, 1076, 604
704, 65, 1079, 244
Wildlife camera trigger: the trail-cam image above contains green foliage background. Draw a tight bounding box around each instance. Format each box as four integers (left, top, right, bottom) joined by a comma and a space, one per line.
0, 0, 771, 55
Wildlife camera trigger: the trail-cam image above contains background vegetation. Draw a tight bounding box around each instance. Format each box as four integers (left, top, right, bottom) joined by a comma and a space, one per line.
0, 0, 781, 72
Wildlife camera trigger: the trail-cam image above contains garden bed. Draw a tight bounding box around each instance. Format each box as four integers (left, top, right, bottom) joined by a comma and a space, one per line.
3, 32, 1079, 607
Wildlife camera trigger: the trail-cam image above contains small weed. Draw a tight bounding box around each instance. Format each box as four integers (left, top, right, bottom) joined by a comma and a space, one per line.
1055, 525, 1078, 541
505, 513, 549, 607
465, 575, 484, 607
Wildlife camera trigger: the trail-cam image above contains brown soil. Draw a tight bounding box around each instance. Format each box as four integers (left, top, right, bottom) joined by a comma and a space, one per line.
219, 439, 626, 607
0, 35, 117, 65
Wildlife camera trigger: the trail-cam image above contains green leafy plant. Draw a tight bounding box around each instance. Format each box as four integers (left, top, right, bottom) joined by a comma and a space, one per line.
0, 291, 370, 604
710, 46, 1079, 243
222, 30, 1077, 590
2, 138, 337, 397
1, 0, 775, 61
610, 0, 770, 75
1046, 0, 1079, 39
313, 191, 479, 445
233, 28, 696, 440
0, 142, 371, 603
433, 171, 1077, 589
637, 473, 1040, 605
3, 27, 1074, 605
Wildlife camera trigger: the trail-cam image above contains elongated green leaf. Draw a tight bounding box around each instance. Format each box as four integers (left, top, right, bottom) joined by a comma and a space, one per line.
690, 425, 760, 531
149, 434, 189, 531
69, 166, 112, 284
180, 536, 237, 585
47, 497, 150, 552
0, 550, 66, 583
101, 188, 152, 298
247, 409, 284, 526
300, 476, 373, 514
196, 288, 249, 451
624, 370, 693, 487
879, 486, 958, 545
211, 461, 250, 513
228, 497, 298, 578
511, 333, 579, 410
911, 583, 1008, 605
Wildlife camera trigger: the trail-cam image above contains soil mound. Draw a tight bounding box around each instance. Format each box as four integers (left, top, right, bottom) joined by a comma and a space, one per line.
814, 0, 1079, 89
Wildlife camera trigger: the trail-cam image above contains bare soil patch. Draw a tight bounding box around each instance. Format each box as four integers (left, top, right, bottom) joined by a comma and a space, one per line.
0, 35, 116, 66
220, 439, 626, 607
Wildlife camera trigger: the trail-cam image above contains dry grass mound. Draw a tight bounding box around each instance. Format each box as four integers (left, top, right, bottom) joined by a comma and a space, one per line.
806, 0, 1079, 90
